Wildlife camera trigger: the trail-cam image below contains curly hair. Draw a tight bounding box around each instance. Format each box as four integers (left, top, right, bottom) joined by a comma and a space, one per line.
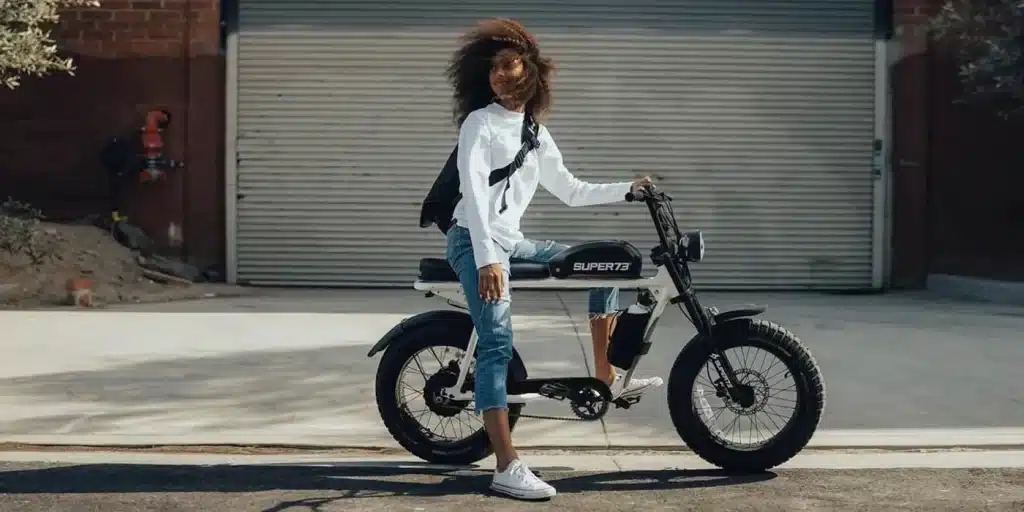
445, 18, 555, 127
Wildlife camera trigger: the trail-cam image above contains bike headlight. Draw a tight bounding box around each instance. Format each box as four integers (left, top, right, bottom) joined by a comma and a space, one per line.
679, 230, 705, 262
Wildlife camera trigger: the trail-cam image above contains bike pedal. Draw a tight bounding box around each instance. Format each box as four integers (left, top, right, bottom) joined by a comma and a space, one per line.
615, 395, 643, 407
612, 396, 641, 409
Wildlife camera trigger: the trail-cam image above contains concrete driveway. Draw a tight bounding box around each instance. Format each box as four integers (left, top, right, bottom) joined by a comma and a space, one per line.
0, 288, 1022, 449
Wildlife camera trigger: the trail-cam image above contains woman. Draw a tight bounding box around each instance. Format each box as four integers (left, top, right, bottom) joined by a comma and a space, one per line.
444, 18, 663, 500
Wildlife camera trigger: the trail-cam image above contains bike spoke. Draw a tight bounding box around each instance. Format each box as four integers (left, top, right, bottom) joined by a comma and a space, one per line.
426, 347, 446, 367
412, 356, 430, 379
692, 342, 801, 451
395, 344, 485, 445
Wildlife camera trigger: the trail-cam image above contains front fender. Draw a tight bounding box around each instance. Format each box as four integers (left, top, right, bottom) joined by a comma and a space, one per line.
713, 306, 766, 323
677, 306, 769, 353
366, 309, 529, 383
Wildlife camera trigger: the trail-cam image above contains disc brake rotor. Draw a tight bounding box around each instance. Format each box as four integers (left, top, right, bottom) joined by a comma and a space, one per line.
723, 369, 771, 415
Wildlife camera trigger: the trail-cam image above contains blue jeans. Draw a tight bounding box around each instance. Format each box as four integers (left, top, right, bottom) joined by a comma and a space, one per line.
445, 225, 619, 414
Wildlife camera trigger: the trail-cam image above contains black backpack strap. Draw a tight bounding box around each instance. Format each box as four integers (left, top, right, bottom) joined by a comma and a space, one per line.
489, 114, 540, 213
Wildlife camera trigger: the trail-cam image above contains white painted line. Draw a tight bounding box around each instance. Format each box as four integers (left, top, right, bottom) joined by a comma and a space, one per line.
600, 428, 1024, 449
807, 428, 1024, 448
0, 450, 1021, 471
3, 428, 1024, 450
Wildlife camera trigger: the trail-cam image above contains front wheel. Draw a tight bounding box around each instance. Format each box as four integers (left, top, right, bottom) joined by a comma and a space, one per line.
668, 318, 826, 472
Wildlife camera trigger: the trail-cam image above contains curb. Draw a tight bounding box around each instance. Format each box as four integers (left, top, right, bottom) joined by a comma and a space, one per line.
927, 273, 1024, 306
3, 428, 1024, 455
0, 449, 1022, 471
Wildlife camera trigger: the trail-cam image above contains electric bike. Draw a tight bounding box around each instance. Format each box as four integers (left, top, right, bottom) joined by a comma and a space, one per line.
367, 186, 826, 472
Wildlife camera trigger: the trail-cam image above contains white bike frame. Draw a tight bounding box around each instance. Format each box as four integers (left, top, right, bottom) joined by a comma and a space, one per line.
411, 266, 682, 406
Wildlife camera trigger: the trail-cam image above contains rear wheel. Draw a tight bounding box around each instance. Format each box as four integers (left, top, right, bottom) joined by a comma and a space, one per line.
668, 318, 825, 472
374, 320, 523, 465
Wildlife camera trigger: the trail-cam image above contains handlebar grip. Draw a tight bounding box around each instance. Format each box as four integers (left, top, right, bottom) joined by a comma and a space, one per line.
625, 192, 636, 202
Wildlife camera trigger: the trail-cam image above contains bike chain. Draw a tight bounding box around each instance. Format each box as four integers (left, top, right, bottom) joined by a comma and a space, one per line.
442, 358, 617, 422
448, 399, 611, 422
515, 409, 604, 422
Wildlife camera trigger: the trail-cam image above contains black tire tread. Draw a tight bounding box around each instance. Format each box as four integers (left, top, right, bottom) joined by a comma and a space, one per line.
668, 318, 826, 472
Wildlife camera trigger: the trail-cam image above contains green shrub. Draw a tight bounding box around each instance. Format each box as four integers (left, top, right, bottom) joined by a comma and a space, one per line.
1, 0, 100, 89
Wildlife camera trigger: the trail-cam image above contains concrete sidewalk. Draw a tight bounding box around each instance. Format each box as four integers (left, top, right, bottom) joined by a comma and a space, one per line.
1, 289, 1023, 450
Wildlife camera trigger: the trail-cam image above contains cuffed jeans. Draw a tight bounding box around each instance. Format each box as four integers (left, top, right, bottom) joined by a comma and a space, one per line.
445, 225, 619, 414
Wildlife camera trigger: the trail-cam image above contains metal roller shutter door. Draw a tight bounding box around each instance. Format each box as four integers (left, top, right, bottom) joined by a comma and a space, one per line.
233, 0, 878, 288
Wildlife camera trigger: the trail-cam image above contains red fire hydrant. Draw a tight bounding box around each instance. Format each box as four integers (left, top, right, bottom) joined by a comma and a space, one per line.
139, 108, 183, 182
99, 108, 186, 224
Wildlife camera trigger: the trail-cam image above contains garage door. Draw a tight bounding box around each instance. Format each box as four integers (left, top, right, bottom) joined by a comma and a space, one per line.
232, 0, 878, 289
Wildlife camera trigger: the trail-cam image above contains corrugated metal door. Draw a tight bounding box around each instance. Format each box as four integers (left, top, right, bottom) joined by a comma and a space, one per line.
234, 0, 878, 289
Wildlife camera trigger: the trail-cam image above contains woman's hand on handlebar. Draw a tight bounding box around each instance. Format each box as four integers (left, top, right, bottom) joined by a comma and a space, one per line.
628, 175, 655, 200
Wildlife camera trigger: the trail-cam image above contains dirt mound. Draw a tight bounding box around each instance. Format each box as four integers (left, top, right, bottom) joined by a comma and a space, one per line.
0, 221, 240, 309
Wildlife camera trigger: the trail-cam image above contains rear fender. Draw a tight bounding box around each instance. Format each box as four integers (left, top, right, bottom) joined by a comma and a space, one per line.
366, 309, 528, 383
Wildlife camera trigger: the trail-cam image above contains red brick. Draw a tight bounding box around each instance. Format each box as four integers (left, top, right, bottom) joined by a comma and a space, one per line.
102, 20, 148, 31
149, 10, 183, 23
150, 23, 186, 40
132, 0, 164, 9
188, 0, 217, 10
125, 40, 172, 56
66, 39, 104, 55
186, 8, 217, 23
112, 10, 148, 23
79, 9, 114, 21
82, 27, 115, 41
57, 25, 82, 41
189, 39, 218, 57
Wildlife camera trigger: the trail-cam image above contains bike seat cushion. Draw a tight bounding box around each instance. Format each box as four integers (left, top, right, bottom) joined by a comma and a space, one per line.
418, 258, 550, 282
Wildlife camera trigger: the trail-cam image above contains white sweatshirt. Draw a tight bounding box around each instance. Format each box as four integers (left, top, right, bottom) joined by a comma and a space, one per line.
452, 102, 633, 269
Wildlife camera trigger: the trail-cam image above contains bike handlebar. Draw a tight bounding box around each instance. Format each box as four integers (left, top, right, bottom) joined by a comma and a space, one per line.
625, 185, 671, 203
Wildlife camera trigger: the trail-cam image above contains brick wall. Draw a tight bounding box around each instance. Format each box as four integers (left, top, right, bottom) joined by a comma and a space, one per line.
0, 0, 225, 270
890, 0, 1024, 285
923, 13, 1024, 281
890, 0, 940, 288
55, 0, 220, 58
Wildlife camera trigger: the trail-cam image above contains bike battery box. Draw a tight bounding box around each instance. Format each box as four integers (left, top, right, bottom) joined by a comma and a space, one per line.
548, 241, 643, 279
607, 308, 654, 370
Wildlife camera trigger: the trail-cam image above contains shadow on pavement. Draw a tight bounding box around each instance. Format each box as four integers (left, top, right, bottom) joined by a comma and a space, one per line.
0, 461, 776, 506
0, 345, 380, 435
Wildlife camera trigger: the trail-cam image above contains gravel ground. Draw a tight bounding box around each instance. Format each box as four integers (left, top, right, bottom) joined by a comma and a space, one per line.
0, 221, 244, 308
0, 462, 1020, 511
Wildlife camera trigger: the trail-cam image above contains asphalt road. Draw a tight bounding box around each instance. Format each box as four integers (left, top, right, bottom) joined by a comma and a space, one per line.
0, 461, 1021, 511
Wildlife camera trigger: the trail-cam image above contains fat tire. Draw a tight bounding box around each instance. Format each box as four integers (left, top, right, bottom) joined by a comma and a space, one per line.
667, 318, 826, 472
375, 320, 523, 465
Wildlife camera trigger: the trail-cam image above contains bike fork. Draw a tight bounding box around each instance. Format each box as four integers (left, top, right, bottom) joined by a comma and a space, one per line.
692, 304, 746, 401
702, 328, 747, 403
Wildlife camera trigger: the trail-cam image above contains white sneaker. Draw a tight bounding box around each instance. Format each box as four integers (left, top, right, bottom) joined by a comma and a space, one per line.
490, 459, 556, 500
614, 374, 664, 399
